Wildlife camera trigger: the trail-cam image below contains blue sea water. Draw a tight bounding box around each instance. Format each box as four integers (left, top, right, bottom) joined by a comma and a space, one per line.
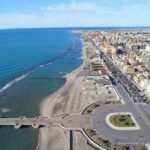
0, 28, 82, 150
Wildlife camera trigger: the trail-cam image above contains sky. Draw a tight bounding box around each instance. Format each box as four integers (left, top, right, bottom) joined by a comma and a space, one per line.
0, 0, 150, 28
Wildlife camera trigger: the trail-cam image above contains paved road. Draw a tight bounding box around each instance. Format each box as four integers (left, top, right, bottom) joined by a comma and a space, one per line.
93, 105, 150, 144
137, 104, 150, 122
92, 83, 150, 144
115, 84, 133, 105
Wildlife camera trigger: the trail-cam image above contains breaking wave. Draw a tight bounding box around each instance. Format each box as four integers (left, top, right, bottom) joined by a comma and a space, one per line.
0, 73, 29, 93
0, 45, 75, 94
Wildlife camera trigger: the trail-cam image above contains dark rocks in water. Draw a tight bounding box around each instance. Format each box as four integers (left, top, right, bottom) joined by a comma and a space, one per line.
67, 48, 73, 51
31, 77, 53, 80
31, 77, 66, 82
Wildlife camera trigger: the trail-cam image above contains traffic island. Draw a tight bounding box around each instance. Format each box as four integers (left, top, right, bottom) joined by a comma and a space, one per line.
81, 102, 145, 150
109, 114, 135, 127
106, 112, 140, 130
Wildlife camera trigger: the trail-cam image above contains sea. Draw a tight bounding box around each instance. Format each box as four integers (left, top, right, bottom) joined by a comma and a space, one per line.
0, 28, 82, 150
0, 27, 149, 150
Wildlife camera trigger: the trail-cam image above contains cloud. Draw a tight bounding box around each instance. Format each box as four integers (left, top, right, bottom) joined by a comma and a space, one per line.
41, 1, 150, 17
0, 1, 150, 28
40, 1, 150, 25
0, 13, 41, 28
42, 2, 96, 13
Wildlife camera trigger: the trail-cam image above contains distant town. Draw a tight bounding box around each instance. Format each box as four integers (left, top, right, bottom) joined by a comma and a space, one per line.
78, 30, 150, 150
85, 30, 150, 104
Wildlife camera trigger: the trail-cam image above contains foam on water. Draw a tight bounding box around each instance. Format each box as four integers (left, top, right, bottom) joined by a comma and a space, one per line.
0, 73, 29, 93
0, 43, 78, 94
59, 71, 63, 74
0, 108, 10, 113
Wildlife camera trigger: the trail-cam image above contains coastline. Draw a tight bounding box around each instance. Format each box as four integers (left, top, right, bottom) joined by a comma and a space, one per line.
36, 65, 84, 150
37, 34, 87, 150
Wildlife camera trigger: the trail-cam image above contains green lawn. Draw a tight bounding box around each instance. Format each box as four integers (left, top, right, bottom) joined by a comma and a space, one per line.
134, 145, 148, 150
109, 114, 135, 127
84, 129, 111, 150
96, 137, 111, 150
115, 144, 147, 150
84, 129, 96, 137
115, 145, 130, 150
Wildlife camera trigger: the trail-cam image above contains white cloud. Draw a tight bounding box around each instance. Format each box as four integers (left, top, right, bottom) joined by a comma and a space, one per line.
41, 1, 150, 17
0, 1, 150, 28
42, 2, 96, 12
0, 13, 41, 28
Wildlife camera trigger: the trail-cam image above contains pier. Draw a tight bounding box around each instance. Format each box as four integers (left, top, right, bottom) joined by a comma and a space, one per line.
0, 116, 60, 129
0, 114, 92, 129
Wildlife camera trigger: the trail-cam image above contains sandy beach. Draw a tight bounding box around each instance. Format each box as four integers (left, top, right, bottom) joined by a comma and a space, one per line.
36, 32, 119, 150
37, 34, 93, 150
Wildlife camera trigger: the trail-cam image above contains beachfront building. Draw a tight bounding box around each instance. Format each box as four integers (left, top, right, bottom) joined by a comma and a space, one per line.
88, 30, 150, 98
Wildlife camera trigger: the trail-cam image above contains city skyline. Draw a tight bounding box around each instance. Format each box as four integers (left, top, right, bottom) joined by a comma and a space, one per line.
0, 0, 150, 29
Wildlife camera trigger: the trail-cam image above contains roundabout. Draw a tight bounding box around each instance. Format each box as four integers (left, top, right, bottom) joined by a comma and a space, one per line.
81, 99, 150, 149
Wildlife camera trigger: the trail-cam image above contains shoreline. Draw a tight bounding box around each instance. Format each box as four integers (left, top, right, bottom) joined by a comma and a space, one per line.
40, 64, 84, 116
37, 65, 83, 150
37, 33, 87, 150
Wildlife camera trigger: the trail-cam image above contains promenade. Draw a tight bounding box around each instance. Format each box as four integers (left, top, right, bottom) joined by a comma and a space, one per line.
0, 114, 92, 130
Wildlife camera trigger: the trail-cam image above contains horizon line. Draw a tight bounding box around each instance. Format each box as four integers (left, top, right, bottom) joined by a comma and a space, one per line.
0, 26, 150, 30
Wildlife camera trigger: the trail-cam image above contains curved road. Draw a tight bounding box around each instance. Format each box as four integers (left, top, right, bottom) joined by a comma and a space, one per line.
92, 84, 150, 144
